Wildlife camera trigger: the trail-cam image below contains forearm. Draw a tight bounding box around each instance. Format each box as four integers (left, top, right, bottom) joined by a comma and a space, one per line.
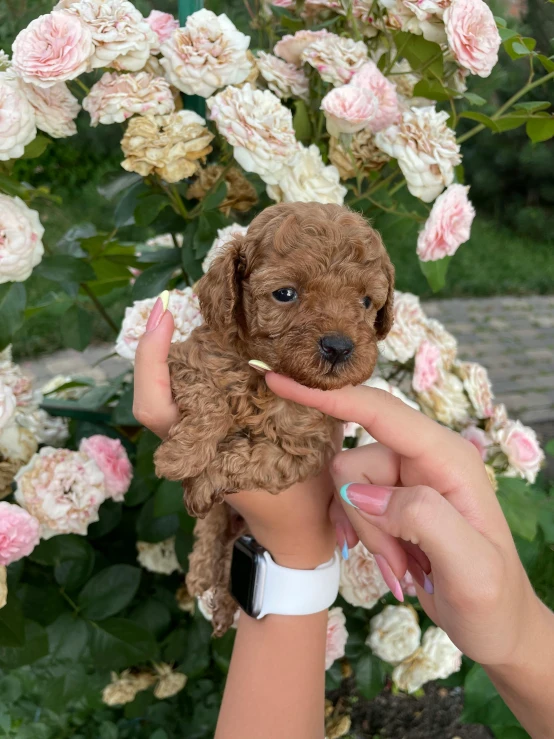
485, 598, 554, 739
215, 609, 328, 739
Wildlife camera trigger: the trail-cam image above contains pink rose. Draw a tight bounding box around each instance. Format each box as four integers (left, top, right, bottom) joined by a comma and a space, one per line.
273, 29, 330, 66
325, 606, 348, 669
350, 61, 401, 132
417, 184, 475, 262
80, 435, 132, 501
146, 10, 179, 50
412, 340, 442, 392
496, 421, 544, 484
461, 425, 491, 460
444, 0, 501, 78
12, 11, 94, 87
321, 85, 378, 137
0, 501, 40, 565
20, 81, 80, 138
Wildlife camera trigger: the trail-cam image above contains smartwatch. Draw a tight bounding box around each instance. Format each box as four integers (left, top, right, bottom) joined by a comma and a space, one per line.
229, 535, 340, 619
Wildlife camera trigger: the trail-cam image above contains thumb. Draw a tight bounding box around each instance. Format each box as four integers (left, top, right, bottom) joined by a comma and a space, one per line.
339, 482, 495, 587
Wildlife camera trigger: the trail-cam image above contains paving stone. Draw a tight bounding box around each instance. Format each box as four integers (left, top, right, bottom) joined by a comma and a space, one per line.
496, 392, 552, 411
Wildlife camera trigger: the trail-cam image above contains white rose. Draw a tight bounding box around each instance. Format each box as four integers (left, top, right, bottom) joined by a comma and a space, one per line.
115, 288, 203, 362
256, 51, 309, 100
0, 381, 16, 431
18, 408, 69, 447
267, 144, 346, 205
367, 605, 421, 664
202, 224, 248, 274
301, 33, 368, 86
455, 361, 494, 419
197, 587, 240, 628
160, 9, 251, 97
325, 606, 348, 670
83, 71, 174, 126
392, 627, 462, 693
136, 537, 181, 575
0, 346, 35, 409
0, 194, 45, 284
207, 84, 297, 186
273, 29, 330, 66
0, 72, 37, 161
417, 370, 470, 428
64, 0, 157, 71
19, 81, 80, 139
375, 106, 461, 202
379, 291, 427, 363
495, 420, 544, 484
339, 541, 389, 608
424, 318, 457, 369
0, 422, 37, 464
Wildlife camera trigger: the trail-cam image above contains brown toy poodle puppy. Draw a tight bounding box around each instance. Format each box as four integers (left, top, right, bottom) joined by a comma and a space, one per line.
154, 202, 395, 634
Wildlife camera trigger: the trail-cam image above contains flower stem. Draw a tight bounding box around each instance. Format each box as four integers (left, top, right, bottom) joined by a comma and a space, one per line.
74, 78, 90, 95
81, 283, 119, 334
60, 589, 80, 613
366, 195, 423, 221
169, 185, 188, 220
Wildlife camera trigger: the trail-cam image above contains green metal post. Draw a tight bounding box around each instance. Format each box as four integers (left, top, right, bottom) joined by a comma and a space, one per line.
177, 0, 206, 118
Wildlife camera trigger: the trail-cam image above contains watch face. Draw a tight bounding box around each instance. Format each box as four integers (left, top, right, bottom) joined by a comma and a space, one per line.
230, 536, 266, 617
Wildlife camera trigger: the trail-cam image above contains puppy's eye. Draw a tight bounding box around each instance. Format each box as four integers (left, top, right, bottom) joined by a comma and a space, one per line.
272, 287, 298, 303
362, 296, 372, 309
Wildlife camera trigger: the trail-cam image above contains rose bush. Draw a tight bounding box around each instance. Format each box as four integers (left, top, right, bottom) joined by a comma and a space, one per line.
0, 0, 553, 737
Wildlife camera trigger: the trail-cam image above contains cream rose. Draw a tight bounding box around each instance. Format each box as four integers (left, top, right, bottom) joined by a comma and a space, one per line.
20, 81, 80, 139
0, 195, 44, 284
367, 605, 421, 664
455, 361, 494, 419
136, 537, 181, 575
160, 9, 251, 97
301, 33, 368, 86
424, 318, 457, 369
417, 184, 475, 261
115, 288, 203, 362
329, 130, 390, 179
207, 84, 297, 186
444, 0, 501, 78
325, 606, 348, 669
84, 71, 174, 126
417, 370, 470, 428
12, 11, 94, 87
375, 106, 461, 202
0, 382, 16, 432
339, 542, 389, 608
153, 663, 187, 700
393, 627, 462, 693
321, 85, 379, 137
0, 73, 37, 160
256, 52, 309, 100
203, 224, 248, 274
273, 29, 330, 66
379, 291, 427, 363
267, 145, 347, 205
64, 0, 157, 72
146, 10, 179, 52
197, 587, 240, 628
495, 420, 544, 484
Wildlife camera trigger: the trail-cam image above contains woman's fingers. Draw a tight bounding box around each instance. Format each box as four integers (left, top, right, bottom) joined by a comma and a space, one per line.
328, 496, 358, 554
133, 305, 179, 439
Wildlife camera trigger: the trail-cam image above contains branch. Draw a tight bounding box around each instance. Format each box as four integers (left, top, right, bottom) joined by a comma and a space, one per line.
81, 283, 119, 334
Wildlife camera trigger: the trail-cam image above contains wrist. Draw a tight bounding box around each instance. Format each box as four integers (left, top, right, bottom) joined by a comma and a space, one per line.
257, 533, 336, 570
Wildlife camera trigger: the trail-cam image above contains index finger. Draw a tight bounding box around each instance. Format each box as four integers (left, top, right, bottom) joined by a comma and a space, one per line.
265, 373, 458, 460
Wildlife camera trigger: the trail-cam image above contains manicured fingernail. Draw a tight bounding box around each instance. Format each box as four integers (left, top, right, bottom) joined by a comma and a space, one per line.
423, 573, 434, 595
160, 289, 169, 311
145, 297, 164, 332
335, 523, 349, 560
339, 483, 393, 515
248, 359, 272, 375
374, 554, 404, 602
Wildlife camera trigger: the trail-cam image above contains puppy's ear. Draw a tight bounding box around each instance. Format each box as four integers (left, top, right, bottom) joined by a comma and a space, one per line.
196, 236, 247, 332
375, 250, 395, 339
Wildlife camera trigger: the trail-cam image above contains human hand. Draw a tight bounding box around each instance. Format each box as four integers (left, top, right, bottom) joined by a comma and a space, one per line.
265, 372, 541, 668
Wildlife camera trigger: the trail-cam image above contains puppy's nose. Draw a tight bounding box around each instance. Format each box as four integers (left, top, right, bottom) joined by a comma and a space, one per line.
319, 334, 354, 364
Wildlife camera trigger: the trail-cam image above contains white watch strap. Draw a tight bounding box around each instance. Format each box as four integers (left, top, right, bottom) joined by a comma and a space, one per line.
257, 550, 340, 619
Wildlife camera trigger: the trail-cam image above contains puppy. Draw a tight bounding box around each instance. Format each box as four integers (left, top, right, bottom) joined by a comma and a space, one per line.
154, 202, 394, 634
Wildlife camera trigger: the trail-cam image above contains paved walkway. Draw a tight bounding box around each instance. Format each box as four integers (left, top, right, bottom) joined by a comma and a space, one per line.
22, 296, 554, 429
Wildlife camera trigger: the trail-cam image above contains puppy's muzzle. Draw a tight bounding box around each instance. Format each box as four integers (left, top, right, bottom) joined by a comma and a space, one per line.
318, 334, 354, 364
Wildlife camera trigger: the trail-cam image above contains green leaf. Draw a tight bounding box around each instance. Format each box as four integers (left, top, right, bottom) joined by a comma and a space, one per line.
114, 181, 149, 227
0, 174, 28, 197
0, 593, 25, 647
61, 303, 93, 351
87, 499, 123, 539
212, 630, 235, 674
492, 727, 530, 739
175, 616, 211, 676
292, 99, 312, 143
545, 438, 554, 456
419, 256, 451, 293
154, 480, 185, 517
111, 383, 140, 426
134, 194, 170, 227
18, 582, 66, 626
0, 674, 22, 703
78, 565, 141, 620
493, 15, 507, 26
174, 527, 194, 572
47, 613, 88, 662
21, 135, 50, 159
124, 475, 153, 507
193, 211, 229, 258
494, 116, 528, 132
504, 36, 536, 60
355, 653, 386, 700
130, 599, 172, 638
325, 661, 343, 690
136, 498, 179, 543
514, 533, 542, 573
42, 664, 87, 712
98, 171, 142, 201
513, 101, 551, 113
35, 254, 96, 283
413, 79, 453, 102
131, 262, 177, 300
459, 111, 499, 131
497, 26, 518, 41
464, 92, 487, 107
135, 429, 159, 483
462, 664, 520, 726
526, 116, 554, 143
137, 247, 182, 265
36, 535, 95, 591
537, 54, 554, 73
512, 41, 532, 56
202, 180, 228, 212
0, 621, 49, 669
395, 31, 443, 78
89, 617, 158, 670
496, 477, 538, 541
0, 283, 26, 350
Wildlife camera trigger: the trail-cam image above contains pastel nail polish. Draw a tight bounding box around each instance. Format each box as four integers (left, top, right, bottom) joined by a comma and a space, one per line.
374, 554, 404, 602
335, 523, 349, 560
339, 483, 393, 515
145, 297, 164, 332
248, 359, 272, 375
423, 573, 434, 595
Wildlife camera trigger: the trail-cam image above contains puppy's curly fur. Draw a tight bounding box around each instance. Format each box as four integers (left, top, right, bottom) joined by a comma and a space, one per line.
155, 202, 394, 634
